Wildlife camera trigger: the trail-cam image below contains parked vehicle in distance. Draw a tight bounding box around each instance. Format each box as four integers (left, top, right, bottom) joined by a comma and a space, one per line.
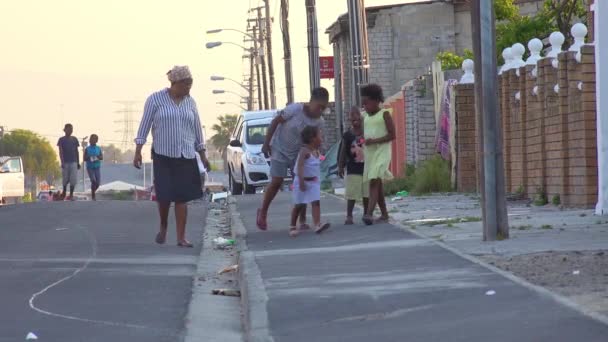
0, 156, 25, 205
226, 110, 276, 195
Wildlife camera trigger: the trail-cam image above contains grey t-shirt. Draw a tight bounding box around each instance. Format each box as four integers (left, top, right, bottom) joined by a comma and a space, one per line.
271, 103, 324, 163
57, 136, 80, 164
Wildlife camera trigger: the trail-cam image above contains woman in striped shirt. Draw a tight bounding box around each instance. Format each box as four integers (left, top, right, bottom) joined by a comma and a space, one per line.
133, 65, 209, 248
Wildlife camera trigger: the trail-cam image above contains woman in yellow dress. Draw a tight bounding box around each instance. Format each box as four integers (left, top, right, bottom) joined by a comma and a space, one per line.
361, 84, 396, 225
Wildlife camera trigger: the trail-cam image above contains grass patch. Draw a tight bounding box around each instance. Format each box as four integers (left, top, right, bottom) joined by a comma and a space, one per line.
541, 224, 553, 230
579, 213, 587, 217
516, 225, 532, 230
551, 194, 561, 206
384, 157, 452, 196
533, 187, 548, 206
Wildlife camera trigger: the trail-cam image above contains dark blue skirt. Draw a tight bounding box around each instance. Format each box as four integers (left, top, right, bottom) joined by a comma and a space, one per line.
152, 150, 202, 203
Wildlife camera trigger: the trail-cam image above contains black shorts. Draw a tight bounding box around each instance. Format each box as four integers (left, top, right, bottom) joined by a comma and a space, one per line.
152, 150, 202, 203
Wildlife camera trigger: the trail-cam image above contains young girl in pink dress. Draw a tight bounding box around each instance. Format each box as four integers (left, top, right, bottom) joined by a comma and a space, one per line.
289, 126, 331, 237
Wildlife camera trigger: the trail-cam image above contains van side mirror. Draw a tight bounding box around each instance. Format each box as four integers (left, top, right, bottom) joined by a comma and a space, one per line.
229, 139, 242, 147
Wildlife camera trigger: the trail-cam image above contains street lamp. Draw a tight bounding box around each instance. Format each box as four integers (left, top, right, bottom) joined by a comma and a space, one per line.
216, 101, 247, 111
207, 28, 255, 40
206, 41, 251, 51
210, 75, 250, 93
212, 89, 248, 99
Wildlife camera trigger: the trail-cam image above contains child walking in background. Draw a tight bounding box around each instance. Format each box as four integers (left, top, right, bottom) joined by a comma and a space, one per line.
84, 134, 103, 201
289, 126, 331, 237
361, 84, 396, 225
338, 107, 368, 225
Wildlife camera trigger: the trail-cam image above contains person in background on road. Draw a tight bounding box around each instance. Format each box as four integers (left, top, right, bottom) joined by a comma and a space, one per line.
257, 87, 329, 230
361, 84, 395, 225
84, 134, 103, 201
338, 106, 369, 225
133, 65, 210, 248
57, 123, 80, 201
289, 126, 330, 237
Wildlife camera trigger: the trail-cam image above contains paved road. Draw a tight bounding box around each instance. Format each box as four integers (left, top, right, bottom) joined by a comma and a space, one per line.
236, 193, 608, 342
0, 200, 206, 342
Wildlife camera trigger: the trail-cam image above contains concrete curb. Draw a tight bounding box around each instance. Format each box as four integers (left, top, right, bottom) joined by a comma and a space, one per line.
230, 201, 275, 342
184, 203, 242, 342
324, 191, 608, 326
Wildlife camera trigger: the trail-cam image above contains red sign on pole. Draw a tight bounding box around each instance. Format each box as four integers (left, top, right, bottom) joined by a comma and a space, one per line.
319, 56, 334, 79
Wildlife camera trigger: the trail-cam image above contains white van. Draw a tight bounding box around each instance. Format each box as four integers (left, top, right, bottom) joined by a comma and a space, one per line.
226, 110, 276, 195
0, 156, 25, 205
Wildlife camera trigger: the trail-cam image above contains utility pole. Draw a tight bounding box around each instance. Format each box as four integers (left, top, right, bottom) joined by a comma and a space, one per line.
263, 0, 277, 109
248, 54, 255, 111
305, 0, 320, 90
252, 8, 270, 109
347, 0, 370, 106
470, 0, 509, 241
251, 25, 263, 110
280, 0, 294, 104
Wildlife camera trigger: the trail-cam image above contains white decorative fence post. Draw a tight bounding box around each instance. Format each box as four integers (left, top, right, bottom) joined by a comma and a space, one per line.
460, 59, 475, 84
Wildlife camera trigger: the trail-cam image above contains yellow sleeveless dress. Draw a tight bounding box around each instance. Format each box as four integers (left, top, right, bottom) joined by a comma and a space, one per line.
363, 108, 393, 181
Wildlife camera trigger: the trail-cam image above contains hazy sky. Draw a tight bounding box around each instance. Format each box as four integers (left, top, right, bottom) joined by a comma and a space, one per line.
0, 0, 405, 158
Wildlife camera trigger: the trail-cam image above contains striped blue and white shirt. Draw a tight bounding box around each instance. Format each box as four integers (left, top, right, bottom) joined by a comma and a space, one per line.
135, 88, 205, 159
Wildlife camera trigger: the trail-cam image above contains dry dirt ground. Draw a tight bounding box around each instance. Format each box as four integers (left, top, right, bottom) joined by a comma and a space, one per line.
480, 250, 608, 317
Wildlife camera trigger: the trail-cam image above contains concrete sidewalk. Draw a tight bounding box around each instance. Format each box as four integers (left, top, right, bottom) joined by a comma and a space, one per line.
234, 192, 608, 342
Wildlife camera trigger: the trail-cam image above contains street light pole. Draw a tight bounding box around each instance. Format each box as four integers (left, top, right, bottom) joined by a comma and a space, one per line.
207, 28, 255, 40
207, 40, 256, 111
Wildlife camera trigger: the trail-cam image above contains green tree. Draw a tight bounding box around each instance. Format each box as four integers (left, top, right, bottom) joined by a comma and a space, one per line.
0, 129, 61, 185
496, 13, 555, 61
210, 114, 238, 172
436, 49, 474, 71
437, 0, 588, 66
209, 114, 238, 155
543, 0, 587, 46
102, 144, 123, 164
495, 0, 519, 21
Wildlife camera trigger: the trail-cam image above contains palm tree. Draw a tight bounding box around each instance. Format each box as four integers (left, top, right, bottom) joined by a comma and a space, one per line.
209, 114, 238, 170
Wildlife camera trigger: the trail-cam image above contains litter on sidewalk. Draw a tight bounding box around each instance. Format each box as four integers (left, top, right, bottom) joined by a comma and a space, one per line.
485, 290, 496, 296
218, 265, 238, 275
212, 288, 241, 297
212, 237, 235, 249
573, 270, 581, 275
26, 332, 38, 340
391, 191, 409, 201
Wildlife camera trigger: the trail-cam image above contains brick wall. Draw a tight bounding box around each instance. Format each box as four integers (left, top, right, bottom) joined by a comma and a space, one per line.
454, 84, 478, 192
454, 45, 598, 207
404, 77, 437, 166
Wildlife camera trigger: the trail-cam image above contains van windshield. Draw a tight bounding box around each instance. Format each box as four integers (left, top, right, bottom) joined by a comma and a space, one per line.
247, 124, 268, 145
